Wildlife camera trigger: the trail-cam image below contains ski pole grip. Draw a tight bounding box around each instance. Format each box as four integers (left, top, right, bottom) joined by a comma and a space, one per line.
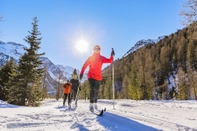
112, 48, 115, 56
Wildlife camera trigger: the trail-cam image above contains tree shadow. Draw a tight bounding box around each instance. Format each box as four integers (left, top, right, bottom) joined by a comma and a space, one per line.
0, 101, 21, 108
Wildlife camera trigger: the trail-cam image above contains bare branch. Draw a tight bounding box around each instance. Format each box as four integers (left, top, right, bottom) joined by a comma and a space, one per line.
180, 0, 197, 26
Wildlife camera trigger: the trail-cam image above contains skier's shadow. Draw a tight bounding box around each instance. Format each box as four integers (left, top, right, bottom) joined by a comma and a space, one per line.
97, 111, 162, 131
55, 106, 71, 112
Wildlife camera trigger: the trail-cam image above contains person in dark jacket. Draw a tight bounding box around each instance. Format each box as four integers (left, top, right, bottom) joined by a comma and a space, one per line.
62, 80, 72, 106
70, 69, 80, 104
79, 45, 114, 112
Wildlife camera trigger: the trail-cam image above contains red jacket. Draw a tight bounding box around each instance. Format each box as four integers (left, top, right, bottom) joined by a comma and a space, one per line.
80, 52, 113, 80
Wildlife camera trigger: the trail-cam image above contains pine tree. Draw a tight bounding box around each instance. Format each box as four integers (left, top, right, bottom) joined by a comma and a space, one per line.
128, 65, 142, 100
55, 69, 64, 101
7, 65, 20, 104
104, 77, 113, 99
0, 57, 15, 100
177, 68, 190, 100
8, 17, 45, 106
80, 80, 90, 100
41, 64, 48, 99
187, 40, 197, 99
122, 74, 130, 99
139, 51, 148, 99
192, 72, 197, 99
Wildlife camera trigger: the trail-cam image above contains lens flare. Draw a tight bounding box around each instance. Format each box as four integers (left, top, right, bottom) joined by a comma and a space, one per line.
76, 39, 88, 53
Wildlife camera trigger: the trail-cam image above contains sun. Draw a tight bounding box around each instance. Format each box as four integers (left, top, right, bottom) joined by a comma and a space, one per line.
76, 39, 88, 53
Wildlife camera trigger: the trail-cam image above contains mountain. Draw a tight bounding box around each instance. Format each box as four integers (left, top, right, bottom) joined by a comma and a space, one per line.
102, 33, 186, 100
0, 41, 24, 66
0, 40, 77, 94
122, 36, 165, 58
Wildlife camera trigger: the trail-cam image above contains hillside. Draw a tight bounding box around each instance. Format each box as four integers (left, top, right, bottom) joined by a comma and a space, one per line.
97, 22, 197, 101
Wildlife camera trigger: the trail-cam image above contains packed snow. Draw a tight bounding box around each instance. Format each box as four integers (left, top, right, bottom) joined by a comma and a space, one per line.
0, 99, 197, 131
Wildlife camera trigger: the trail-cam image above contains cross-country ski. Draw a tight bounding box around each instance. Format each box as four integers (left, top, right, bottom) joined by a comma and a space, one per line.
92, 108, 106, 116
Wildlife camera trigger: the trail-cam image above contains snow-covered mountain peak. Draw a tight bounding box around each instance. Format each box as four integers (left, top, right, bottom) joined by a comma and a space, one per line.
0, 40, 25, 59
57, 64, 75, 73
122, 36, 165, 58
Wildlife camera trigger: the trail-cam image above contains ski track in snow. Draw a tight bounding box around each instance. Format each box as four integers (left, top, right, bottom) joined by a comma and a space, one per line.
0, 99, 197, 131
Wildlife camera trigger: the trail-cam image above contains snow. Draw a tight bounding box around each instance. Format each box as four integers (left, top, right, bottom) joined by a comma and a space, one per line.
166, 71, 178, 90
0, 99, 197, 131
0, 41, 25, 59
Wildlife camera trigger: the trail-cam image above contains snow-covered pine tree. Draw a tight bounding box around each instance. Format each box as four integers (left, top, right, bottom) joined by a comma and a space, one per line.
8, 17, 45, 106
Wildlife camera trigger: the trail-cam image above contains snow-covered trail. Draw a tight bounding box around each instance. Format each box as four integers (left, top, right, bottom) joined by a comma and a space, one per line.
0, 99, 197, 131
96, 100, 197, 131
1, 99, 155, 131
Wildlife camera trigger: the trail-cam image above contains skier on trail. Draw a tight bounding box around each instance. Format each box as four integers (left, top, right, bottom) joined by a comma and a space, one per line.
79, 45, 115, 112
70, 69, 80, 105
62, 80, 72, 106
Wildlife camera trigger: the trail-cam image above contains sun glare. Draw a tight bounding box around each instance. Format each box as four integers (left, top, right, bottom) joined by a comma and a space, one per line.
76, 39, 88, 53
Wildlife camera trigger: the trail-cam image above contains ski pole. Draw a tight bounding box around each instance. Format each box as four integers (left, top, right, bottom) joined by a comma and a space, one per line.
112, 48, 115, 110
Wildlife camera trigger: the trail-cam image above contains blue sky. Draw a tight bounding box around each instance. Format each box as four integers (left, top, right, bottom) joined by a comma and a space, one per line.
0, 0, 184, 70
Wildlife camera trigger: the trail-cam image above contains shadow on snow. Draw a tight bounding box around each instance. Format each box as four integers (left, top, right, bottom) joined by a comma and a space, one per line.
97, 111, 162, 131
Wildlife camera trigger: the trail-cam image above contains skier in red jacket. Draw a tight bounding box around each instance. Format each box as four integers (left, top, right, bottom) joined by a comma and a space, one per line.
80, 45, 115, 112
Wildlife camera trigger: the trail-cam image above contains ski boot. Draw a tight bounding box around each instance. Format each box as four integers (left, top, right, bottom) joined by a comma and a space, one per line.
89, 103, 94, 112
94, 103, 98, 110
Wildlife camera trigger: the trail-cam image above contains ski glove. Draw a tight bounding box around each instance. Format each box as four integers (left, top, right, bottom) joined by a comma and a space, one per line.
111, 48, 115, 56
80, 74, 83, 80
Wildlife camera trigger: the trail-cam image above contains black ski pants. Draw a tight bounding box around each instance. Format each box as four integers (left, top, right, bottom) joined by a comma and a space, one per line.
63, 93, 71, 105
88, 78, 101, 103
71, 89, 78, 101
